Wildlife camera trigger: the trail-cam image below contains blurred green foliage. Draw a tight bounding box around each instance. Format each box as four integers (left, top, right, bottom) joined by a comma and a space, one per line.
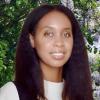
0, 0, 100, 86
91, 56, 100, 73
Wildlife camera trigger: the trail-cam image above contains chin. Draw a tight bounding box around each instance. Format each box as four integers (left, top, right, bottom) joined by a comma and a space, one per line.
50, 63, 66, 68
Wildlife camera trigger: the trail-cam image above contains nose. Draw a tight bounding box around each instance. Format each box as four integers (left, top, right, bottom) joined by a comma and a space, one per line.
54, 35, 64, 47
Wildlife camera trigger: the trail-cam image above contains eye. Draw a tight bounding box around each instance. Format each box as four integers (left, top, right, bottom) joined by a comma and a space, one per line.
44, 31, 54, 38
63, 32, 71, 38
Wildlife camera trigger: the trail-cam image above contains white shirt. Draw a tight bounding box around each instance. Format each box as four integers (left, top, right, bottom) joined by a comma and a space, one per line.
0, 80, 64, 100
0, 82, 19, 100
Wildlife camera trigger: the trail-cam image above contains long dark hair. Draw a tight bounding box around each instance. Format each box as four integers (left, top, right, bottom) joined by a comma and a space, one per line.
15, 4, 93, 100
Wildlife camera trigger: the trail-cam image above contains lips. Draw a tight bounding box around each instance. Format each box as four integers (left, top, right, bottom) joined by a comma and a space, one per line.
50, 52, 65, 60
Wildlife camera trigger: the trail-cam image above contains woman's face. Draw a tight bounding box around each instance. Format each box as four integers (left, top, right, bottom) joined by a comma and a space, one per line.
30, 11, 73, 68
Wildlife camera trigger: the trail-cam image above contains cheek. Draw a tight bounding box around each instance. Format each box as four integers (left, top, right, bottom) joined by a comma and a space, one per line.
35, 39, 52, 52
65, 38, 73, 48
65, 41, 73, 55
70, 40, 73, 49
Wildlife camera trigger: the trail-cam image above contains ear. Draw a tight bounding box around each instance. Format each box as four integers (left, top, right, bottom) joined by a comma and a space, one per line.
29, 34, 35, 48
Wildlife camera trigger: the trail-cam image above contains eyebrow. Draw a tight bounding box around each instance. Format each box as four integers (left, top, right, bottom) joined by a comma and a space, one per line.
42, 26, 72, 30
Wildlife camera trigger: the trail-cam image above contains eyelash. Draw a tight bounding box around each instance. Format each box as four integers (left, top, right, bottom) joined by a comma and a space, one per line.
44, 32, 54, 37
44, 31, 71, 38
63, 32, 71, 38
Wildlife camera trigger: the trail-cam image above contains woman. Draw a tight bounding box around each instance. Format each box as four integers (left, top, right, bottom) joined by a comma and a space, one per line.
0, 4, 93, 100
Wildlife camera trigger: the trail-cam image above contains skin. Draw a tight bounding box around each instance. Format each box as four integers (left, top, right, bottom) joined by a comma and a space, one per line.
30, 11, 73, 82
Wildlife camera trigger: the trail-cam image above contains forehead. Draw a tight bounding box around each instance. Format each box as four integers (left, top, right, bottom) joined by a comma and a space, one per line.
36, 11, 72, 30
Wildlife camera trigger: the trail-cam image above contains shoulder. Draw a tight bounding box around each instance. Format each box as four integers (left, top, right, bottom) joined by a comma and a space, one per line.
0, 82, 19, 100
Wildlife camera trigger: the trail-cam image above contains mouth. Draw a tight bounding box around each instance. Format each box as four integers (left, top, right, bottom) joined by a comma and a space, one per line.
50, 52, 65, 60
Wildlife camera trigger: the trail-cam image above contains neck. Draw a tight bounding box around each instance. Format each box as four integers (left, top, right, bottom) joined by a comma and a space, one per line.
41, 64, 63, 82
